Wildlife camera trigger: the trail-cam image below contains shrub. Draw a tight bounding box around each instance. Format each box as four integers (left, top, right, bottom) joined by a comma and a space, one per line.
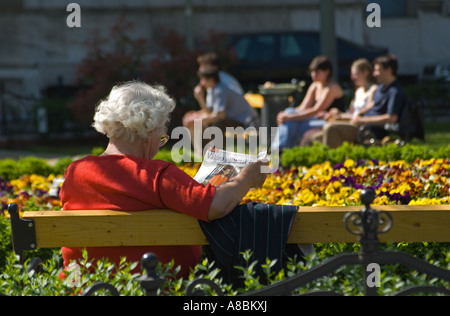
0, 250, 144, 296
281, 142, 450, 168
51, 157, 73, 175
0, 157, 72, 182
0, 216, 12, 270
0, 159, 21, 181
1, 245, 448, 296
16, 157, 53, 178
0, 157, 55, 181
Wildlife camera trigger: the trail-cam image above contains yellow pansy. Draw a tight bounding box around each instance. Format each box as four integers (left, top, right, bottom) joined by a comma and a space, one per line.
295, 189, 316, 205
344, 159, 354, 168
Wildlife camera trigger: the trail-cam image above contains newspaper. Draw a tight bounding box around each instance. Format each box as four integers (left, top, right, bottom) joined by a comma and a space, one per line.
193, 147, 268, 187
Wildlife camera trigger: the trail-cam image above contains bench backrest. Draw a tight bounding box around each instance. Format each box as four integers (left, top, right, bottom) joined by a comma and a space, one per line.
9, 204, 450, 255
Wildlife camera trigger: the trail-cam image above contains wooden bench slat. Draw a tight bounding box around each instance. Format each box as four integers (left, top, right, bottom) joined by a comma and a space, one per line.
24, 209, 208, 248
23, 205, 450, 248
289, 205, 450, 243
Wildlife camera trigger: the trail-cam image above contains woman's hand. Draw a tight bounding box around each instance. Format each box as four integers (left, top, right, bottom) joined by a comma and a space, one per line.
193, 84, 205, 101
321, 108, 340, 121
207, 160, 269, 221
277, 111, 291, 125
237, 160, 269, 188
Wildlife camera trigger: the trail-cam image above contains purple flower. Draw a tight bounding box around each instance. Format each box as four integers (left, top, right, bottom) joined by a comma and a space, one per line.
19, 191, 30, 198
343, 177, 356, 187
379, 191, 412, 205
356, 159, 364, 167
34, 189, 47, 197
377, 174, 384, 183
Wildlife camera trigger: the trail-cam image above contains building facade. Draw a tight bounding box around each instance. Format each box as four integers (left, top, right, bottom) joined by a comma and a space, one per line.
0, 0, 448, 97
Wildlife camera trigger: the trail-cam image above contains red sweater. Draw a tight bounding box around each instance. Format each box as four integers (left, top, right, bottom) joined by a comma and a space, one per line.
59, 155, 216, 277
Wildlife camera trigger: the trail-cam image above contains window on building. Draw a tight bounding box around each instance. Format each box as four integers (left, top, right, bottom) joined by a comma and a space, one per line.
232, 35, 275, 65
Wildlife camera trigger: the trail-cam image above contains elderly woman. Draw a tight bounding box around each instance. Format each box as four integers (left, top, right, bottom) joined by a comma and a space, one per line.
59, 81, 267, 277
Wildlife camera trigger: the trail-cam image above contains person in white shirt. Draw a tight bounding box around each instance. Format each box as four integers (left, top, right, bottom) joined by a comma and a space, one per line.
347, 58, 378, 118
323, 58, 377, 121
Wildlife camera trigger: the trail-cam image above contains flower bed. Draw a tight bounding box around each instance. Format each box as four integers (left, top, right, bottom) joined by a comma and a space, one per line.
179, 158, 450, 207
0, 174, 63, 216
0, 157, 449, 218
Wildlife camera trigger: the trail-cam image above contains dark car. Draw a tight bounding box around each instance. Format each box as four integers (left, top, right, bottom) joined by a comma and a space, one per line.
226, 31, 388, 90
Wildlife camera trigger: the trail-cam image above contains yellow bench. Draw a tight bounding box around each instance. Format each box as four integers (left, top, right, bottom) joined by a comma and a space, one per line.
9, 204, 450, 257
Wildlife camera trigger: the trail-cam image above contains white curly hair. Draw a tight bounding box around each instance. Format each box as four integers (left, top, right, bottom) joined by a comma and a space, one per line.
92, 81, 176, 142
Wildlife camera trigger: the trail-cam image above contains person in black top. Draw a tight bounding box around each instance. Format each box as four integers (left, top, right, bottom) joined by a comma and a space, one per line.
320, 54, 407, 148
271, 56, 345, 150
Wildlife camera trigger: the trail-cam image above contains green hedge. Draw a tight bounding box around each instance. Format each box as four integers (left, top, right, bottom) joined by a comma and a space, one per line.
0, 157, 73, 181
281, 142, 450, 168
2, 143, 448, 181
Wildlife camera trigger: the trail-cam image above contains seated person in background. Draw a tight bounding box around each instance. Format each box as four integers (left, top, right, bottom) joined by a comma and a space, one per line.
271, 56, 345, 150
320, 54, 407, 148
197, 51, 244, 95
60, 81, 268, 278
330, 58, 377, 120
305, 58, 377, 144
182, 65, 260, 149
